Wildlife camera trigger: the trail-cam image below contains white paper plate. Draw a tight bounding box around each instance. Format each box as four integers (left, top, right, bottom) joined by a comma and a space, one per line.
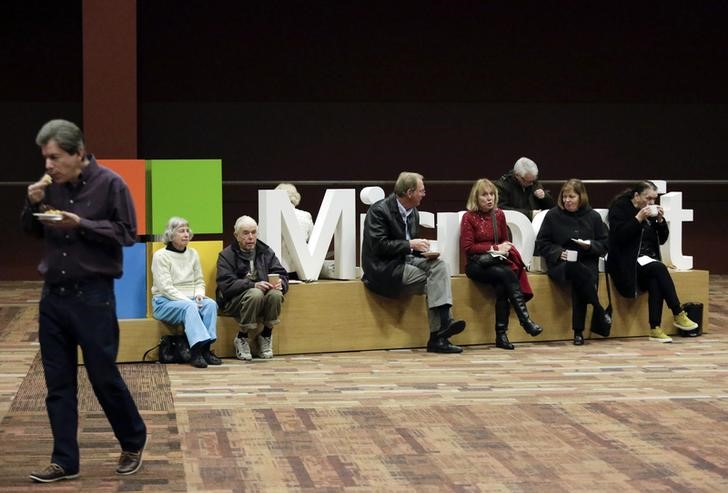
33, 212, 63, 221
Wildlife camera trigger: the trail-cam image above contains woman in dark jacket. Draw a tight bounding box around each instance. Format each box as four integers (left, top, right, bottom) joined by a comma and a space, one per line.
607, 180, 697, 343
536, 179, 610, 345
461, 178, 542, 350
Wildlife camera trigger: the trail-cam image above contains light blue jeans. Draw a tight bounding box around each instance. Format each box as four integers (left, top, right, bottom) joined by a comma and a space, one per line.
152, 296, 217, 348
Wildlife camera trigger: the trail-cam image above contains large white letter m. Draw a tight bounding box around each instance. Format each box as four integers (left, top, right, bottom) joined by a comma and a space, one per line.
258, 189, 356, 280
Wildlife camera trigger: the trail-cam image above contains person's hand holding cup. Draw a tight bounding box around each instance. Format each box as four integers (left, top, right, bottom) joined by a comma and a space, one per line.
646, 204, 659, 217
268, 273, 281, 290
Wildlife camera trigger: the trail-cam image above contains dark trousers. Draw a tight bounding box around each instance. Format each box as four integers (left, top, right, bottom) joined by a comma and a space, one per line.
465, 262, 519, 302
551, 262, 602, 331
465, 262, 525, 332
637, 261, 681, 328
39, 279, 146, 473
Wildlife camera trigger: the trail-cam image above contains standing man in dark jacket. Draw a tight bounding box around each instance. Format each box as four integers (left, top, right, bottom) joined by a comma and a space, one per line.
495, 156, 554, 219
22, 119, 147, 483
361, 171, 466, 353
216, 215, 288, 360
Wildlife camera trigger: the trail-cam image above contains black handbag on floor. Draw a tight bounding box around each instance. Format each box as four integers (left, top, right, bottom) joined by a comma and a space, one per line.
144, 334, 192, 363
159, 335, 191, 363
679, 302, 703, 337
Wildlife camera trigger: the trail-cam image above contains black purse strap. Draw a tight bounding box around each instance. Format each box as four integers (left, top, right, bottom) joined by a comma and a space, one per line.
491, 211, 498, 245
142, 343, 161, 363
604, 264, 613, 309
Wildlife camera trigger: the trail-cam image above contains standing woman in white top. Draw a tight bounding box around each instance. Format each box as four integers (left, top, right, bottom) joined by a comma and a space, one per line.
151, 217, 221, 368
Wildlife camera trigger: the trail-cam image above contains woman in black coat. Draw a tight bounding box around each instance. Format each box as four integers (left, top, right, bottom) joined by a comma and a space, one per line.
536, 179, 610, 345
607, 180, 697, 343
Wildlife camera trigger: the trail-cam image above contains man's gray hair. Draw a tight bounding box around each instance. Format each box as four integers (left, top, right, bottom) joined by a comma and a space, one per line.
233, 215, 258, 235
394, 171, 424, 197
513, 157, 539, 178
275, 183, 301, 207
161, 217, 193, 244
35, 119, 85, 155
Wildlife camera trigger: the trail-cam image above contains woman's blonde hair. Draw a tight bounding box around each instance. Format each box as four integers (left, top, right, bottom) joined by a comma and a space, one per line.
465, 178, 499, 212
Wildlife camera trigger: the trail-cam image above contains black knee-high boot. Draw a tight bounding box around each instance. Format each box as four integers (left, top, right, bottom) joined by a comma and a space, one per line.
506, 281, 542, 336
494, 297, 514, 350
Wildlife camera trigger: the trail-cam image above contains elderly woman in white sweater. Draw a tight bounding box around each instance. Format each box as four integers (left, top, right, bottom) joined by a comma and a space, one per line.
151, 217, 221, 368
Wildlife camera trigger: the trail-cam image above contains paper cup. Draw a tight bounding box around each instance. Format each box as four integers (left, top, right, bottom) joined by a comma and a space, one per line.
566, 249, 578, 262
647, 204, 659, 216
268, 273, 280, 285
428, 240, 439, 253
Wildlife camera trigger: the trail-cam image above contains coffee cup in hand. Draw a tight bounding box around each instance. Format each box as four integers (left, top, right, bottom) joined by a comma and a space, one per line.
647, 204, 659, 217
565, 249, 578, 262
267, 273, 281, 286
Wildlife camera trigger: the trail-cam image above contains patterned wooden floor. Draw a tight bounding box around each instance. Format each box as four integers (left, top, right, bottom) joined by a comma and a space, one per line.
0, 278, 727, 492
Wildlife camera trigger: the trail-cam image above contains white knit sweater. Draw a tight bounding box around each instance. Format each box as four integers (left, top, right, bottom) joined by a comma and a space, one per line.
151, 247, 206, 300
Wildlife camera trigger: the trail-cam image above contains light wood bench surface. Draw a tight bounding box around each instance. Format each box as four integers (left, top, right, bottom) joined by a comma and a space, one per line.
103, 270, 709, 363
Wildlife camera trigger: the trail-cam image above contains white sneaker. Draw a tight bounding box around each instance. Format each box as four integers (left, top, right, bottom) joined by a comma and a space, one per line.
233, 336, 252, 361
255, 335, 273, 359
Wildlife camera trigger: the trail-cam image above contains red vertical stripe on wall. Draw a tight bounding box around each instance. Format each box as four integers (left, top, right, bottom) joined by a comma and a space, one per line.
82, 0, 137, 158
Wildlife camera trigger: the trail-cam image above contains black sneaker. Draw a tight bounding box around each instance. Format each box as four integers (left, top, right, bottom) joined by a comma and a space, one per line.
29, 463, 79, 483
203, 349, 223, 365
190, 352, 208, 368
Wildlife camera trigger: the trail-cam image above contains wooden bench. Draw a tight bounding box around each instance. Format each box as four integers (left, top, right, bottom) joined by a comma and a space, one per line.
106, 269, 709, 363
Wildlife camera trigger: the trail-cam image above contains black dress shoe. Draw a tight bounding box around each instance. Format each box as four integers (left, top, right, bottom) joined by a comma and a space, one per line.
438, 319, 466, 339
203, 350, 222, 365
427, 336, 463, 353
495, 332, 515, 350
522, 319, 543, 337
573, 332, 585, 346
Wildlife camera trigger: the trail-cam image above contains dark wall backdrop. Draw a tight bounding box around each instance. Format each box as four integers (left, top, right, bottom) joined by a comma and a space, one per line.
2, 1, 728, 279
139, 102, 728, 180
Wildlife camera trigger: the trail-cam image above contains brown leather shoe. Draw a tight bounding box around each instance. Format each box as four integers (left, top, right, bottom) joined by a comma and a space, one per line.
117, 436, 148, 475
29, 463, 79, 483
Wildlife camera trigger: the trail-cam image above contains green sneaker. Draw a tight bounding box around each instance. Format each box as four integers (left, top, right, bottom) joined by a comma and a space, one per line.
649, 327, 673, 343
673, 311, 698, 331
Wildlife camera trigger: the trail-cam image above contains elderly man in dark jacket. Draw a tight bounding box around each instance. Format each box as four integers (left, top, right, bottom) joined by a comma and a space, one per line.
361, 171, 466, 353
495, 156, 554, 219
216, 215, 288, 360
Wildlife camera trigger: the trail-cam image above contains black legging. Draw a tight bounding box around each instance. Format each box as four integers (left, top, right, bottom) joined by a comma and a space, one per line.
637, 261, 681, 328
559, 262, 601, 331
465, 262, 519, 302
